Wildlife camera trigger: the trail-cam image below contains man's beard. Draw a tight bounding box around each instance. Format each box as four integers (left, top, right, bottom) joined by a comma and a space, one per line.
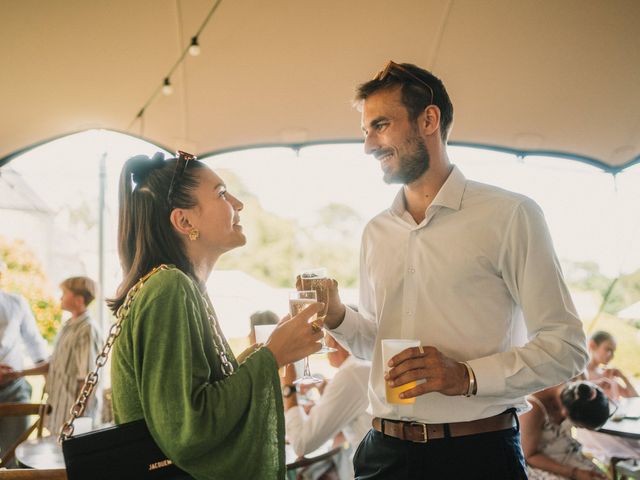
383, 132, 430, 185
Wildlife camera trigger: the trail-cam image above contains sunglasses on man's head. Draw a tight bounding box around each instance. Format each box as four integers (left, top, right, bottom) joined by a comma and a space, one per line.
373, 60, 435, 106
166, 150, 197, 208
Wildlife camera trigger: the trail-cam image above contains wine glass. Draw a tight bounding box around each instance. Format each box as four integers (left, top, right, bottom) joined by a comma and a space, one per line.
300, 267, 337, 353
289, 290, 324, 385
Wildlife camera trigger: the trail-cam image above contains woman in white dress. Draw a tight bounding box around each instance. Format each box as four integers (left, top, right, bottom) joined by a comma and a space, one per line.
521, 381, 609, 480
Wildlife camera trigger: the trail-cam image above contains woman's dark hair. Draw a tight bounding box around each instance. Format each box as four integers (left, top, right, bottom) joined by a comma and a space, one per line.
560, 381, 610, 430
590, 330, 614, 346
107, 152, 206, 313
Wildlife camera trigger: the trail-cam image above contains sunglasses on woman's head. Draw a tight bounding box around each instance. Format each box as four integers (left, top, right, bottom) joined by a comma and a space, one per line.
167, 150, 197, 208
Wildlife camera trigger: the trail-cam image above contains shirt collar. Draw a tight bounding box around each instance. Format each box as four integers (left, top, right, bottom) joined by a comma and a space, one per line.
66, 311, 89, 325
389, 165, 467, 217
431, 165, 466, 211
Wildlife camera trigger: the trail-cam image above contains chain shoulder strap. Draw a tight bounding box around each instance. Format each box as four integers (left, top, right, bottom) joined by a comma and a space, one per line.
59, 264, 170, 442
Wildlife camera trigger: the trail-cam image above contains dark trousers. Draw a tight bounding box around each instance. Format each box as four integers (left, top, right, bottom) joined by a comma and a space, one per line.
353, 425, 528, 479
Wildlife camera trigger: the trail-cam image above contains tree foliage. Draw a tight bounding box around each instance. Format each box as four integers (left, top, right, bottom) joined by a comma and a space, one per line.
0, 236, 61, 343
565, 261, 640, 315
215, 170, 361, 288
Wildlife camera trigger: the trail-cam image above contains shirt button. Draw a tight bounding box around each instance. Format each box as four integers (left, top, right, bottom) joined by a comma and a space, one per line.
408, 267, 415, 273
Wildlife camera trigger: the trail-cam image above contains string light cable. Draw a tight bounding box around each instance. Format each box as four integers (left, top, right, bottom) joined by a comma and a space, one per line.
127, 0, 223, 131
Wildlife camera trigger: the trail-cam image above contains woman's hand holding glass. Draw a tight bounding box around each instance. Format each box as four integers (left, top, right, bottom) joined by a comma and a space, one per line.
264, 302, 324, 368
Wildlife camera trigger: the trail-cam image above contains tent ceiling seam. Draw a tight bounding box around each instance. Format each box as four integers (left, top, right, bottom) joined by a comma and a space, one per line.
426, 0, 454, 70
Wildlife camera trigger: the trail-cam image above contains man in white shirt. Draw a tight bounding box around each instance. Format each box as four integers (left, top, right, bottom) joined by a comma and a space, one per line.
323, 61, 589, 479
0, 259, 48, 465
282, 334, 371, 479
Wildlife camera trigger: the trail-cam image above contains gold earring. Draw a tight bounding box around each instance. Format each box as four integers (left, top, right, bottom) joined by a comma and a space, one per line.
188, 228, 200, 241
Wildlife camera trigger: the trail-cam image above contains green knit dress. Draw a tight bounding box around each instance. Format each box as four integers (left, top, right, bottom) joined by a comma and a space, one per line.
111, 267, 285, 479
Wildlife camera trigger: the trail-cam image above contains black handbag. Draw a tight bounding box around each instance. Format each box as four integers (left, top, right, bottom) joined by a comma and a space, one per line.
59, 266, 192, 479
62, 419, 192, 479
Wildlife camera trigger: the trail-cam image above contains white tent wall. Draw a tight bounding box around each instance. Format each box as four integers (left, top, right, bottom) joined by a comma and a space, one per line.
1, 0, 639, 169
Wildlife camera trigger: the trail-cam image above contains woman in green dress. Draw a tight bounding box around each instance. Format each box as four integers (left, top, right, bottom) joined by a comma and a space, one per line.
108, 152, 324, 479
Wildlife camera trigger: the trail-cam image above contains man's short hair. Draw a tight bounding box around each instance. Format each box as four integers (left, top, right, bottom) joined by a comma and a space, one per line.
61, 276, 97, 306
590, 330, 614, 346
355, 62, 454, 142
250, 310, 279, 328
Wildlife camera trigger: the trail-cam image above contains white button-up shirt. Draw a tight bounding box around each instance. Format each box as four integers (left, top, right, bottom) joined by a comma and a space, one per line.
331, 166, 588, 423
286, 356, 371, 479
0, 290, 48, 374
285, 356, 371, 455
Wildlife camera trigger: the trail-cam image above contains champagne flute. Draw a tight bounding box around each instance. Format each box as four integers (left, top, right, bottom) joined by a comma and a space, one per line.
300, 268, 337, 353
289, 290, 324, 385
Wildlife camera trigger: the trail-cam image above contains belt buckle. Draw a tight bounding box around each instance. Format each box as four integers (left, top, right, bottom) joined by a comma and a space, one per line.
409, 422, 428, 443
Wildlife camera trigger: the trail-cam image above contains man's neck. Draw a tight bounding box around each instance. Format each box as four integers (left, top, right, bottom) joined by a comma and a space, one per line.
403, 154, 452, 224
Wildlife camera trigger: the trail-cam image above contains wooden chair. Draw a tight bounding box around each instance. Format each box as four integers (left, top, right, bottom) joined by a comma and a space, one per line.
286, 445, 343, 480
0, 469, 67, 479
0, 403, 51, 468
616, 459, 640, 479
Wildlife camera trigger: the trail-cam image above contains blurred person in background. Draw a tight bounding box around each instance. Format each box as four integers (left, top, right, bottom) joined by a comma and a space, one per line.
585, 331, 638, 399
5, 276, 103, 434
283, 334, 371, 479
248, 309, 279, 345
521, 380, 610, 480
0, 258, 48, 466
576, 331, 640, 464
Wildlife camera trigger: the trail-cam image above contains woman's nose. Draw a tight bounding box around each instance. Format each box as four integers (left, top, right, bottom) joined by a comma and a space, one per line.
231, 194, 243, 211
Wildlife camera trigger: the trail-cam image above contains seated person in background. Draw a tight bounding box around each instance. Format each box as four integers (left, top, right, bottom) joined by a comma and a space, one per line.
0, 258, 48, 467
576, 330, 640, 463
8, 276, 103, 434
248, 309, 279, 345
282, 334, 371, 479
585, 330, 638, 399
521, 381, 609, 479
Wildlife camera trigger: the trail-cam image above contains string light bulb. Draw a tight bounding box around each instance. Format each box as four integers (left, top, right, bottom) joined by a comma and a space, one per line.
162, 77, 173, 96
189, 36, 201, 56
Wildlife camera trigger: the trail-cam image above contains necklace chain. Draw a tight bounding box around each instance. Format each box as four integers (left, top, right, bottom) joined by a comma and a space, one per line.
199, 291, 235, 376
59, 265, 235, 442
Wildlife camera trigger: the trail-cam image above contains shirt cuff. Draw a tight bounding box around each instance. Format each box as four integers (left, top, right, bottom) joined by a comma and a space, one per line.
331, 306, 359, 341
467, 355, 507, 397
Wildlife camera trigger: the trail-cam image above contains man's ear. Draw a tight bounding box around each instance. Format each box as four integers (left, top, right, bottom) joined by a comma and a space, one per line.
169, 208, 193, 237
420, 104, 441, 137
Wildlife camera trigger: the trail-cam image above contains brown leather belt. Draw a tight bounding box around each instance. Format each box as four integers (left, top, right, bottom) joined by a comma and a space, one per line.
372, 411, 517, 443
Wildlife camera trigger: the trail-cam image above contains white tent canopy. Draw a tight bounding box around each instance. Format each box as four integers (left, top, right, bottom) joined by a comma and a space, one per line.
1, 0, 639, 170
